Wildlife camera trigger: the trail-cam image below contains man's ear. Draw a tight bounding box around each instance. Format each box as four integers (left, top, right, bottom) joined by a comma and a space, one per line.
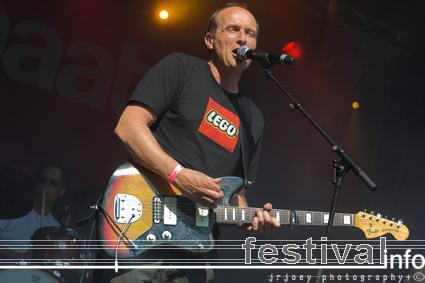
204, 32, 214, 50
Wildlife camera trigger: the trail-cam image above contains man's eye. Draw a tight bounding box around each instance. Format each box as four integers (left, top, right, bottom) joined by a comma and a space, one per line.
226, 27, 237, 33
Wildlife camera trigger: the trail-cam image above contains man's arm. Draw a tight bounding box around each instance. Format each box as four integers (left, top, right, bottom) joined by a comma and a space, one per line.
115, 102, 224, 208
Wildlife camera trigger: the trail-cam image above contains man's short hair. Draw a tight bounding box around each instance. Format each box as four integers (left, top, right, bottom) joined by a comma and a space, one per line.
35, 160, 68, 187
207, 2, 260, 37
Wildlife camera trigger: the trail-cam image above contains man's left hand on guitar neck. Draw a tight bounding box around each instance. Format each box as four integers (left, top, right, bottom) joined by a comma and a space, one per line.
232, 191, 281, 234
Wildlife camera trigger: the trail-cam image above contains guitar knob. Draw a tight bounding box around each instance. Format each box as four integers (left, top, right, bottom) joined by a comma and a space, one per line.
146, 234, 156, 243
162, 231, 172, 240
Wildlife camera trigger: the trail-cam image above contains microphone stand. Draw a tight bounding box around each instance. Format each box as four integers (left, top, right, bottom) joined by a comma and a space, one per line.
257, 61, 377, 283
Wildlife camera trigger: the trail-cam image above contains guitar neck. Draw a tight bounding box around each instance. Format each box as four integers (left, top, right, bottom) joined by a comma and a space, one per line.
214, 206, 356, 227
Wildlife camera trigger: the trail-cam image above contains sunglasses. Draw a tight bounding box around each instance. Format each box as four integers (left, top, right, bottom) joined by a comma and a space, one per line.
36, 175, 62, 188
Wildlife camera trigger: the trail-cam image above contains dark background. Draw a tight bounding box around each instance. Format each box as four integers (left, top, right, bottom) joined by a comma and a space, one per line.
1, 0, 424, 281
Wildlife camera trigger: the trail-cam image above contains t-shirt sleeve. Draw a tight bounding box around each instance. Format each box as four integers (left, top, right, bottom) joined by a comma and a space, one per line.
128, 53, 187, 117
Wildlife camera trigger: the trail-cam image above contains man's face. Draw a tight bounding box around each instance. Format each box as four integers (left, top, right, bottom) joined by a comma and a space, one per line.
35, 166, 65, 204
206, 7, 258, 72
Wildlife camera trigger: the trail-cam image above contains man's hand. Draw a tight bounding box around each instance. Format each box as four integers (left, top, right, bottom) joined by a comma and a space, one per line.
173, 168, 223, 208
246, 203, 281, 234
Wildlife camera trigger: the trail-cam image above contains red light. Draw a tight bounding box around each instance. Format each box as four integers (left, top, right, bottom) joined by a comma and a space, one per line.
282, 42, 303, 60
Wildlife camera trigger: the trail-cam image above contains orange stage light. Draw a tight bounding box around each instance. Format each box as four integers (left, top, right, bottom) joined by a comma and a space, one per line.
159, 10, 169, 20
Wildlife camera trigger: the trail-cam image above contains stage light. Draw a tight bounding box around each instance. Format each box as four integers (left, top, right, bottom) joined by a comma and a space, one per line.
282, 42, 303, 60
159, 10, 169, 20
352, 102, 360, 109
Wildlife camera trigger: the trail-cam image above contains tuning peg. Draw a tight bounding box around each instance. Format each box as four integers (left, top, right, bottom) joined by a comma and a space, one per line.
377, 213, 382, 218
364, 209, 367, 212
384, 215, 388, 219
392, 218, 395, 221
370, 211, 375, 215
398, 219, 403, 224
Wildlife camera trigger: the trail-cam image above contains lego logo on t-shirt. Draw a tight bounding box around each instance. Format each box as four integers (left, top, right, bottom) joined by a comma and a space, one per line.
205, 110, 238, 137
198, 98, 239, 153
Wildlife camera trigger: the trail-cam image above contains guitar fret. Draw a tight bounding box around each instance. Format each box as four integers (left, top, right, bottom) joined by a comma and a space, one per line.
280, 210, 290, 225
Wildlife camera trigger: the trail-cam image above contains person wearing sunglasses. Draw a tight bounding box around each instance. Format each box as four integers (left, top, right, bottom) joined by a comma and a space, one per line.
0, 161, 66, 260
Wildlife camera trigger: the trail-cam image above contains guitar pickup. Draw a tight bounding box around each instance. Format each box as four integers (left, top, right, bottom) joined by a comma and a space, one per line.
196, 204, 209, 227
114, 194, 142, 224
163, 197, 177, 225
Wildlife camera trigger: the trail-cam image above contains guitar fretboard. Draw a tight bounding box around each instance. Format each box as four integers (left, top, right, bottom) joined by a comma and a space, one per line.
214, 206, 355, 227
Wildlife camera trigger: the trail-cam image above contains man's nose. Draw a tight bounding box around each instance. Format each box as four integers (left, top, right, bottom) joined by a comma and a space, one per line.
236, 30, 247, 44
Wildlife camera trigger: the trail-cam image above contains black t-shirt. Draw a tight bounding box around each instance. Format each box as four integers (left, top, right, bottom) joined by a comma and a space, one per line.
129, 53, 264, 183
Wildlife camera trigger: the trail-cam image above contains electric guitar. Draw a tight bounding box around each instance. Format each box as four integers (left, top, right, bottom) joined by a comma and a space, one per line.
97, 162, 409, 258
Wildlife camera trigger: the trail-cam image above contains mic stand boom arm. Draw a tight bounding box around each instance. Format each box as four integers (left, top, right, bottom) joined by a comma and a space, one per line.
260, 65, 377, 281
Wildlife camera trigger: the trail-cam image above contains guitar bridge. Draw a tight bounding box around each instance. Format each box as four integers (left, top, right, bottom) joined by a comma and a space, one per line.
153, 197, 161, 224
114, 194, 142, 224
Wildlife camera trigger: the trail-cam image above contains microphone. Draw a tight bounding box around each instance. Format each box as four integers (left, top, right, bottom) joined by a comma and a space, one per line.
237, 45, 296, 66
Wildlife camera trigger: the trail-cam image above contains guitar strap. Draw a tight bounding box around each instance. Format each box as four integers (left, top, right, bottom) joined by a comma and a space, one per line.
238, 97, 253, 188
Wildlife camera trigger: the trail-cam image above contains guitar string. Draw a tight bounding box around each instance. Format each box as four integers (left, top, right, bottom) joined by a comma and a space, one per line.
111, 198, 355, 221
121, 200, 350, 218
113, 204, 352, 218
112, 199, 356, 216
109, 199, 392, 226
113, 210, 352, 225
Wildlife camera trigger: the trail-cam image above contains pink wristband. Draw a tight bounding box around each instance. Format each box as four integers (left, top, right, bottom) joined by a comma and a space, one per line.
168, 164, 184, 183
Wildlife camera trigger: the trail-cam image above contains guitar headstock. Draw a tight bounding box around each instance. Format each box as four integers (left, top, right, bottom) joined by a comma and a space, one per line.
354, 211, 409, 240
